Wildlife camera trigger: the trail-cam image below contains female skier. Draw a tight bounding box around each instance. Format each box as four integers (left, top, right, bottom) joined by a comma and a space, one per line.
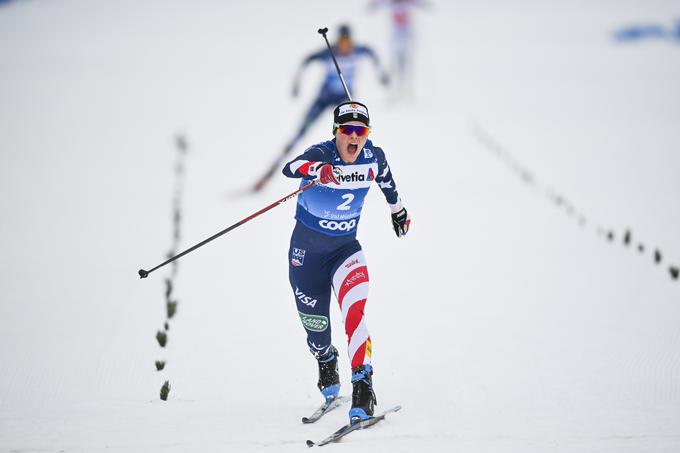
282, 101, 410, 423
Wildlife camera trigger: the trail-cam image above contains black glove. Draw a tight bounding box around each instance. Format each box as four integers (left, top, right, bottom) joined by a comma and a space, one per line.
391, 207, 410, 237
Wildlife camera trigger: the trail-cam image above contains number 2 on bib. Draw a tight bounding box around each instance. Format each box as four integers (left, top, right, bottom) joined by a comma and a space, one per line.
337, 193, 354, 211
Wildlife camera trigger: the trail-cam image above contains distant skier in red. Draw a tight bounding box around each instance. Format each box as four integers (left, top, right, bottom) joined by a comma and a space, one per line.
369, 0, 431, 100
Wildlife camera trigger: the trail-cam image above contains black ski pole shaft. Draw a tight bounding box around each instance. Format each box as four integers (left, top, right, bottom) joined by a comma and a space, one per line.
318, 27, 352, 101
138, 181, 319, 279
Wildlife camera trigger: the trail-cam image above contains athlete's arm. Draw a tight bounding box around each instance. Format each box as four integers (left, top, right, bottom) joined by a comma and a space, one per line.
413, 0, 433, 10
356, 46, 389, 86
292, 49, 327, 97
374, 147, 410, 236
373, 147, 400, 206
367, 0, 388, 11
282, 146, 340, 185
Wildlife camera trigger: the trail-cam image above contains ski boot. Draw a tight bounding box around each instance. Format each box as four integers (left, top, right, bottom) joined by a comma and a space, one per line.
317, 346, 340, 402
349, 364, 376, 424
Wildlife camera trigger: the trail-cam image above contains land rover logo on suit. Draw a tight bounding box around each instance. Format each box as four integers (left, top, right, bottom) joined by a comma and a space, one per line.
298, 312, 329, 332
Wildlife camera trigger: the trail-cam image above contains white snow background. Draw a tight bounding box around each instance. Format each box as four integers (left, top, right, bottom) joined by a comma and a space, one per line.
1, 0, 679, 452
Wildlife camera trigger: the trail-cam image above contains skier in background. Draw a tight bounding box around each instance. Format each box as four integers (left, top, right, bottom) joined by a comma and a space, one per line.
253, 25, 389, 192
282, 101, 410, 423
369, 0, 430, 100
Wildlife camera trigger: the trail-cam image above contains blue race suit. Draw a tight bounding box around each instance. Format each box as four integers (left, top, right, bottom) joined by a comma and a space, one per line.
282, 138, 401, 368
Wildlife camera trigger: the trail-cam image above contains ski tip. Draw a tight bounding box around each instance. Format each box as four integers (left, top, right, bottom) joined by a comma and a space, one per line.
301, 417, 311, 424
306, 440, 315, 448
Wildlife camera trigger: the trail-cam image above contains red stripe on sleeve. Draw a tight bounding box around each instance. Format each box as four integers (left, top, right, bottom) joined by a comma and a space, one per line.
298, 161, 316, 176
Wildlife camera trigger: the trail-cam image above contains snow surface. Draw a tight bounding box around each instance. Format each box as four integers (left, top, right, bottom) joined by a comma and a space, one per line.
1, 0, 679, 451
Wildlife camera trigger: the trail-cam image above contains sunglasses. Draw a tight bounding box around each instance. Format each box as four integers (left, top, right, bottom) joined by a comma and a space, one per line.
337, 124, 370, 137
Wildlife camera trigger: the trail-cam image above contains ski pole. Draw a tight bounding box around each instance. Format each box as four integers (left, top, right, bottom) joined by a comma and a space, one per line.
138, 181, 318, 279
318, 27, 353, 101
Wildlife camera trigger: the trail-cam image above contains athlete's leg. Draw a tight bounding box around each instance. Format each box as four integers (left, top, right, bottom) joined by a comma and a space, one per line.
331, 245, 376, 421
289, 228, 344, 400
284, 93, 334, 153
392, 27, 413, 97
289, 245, 333, 358
331, 248, 372, 369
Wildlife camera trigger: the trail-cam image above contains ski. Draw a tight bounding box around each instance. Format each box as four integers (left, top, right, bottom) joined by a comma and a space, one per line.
302, 396, 349, 424
305, 405, 401, 447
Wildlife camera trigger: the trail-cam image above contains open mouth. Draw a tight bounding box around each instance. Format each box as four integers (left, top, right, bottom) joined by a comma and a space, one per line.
348, 143, 358, 154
